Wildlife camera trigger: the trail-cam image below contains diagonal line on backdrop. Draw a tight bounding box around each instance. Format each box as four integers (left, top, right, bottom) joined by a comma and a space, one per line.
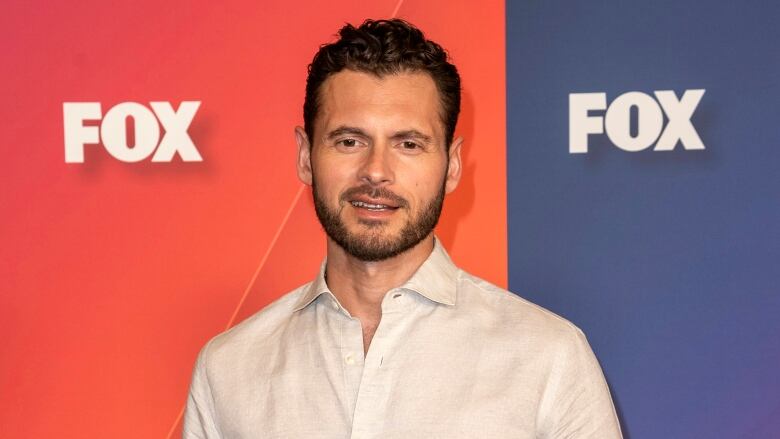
164, 407, 186, 439
391, 0, 405, 18
164, 183, 306, 439
165, 2, 406, 435
224, 183, 306, 331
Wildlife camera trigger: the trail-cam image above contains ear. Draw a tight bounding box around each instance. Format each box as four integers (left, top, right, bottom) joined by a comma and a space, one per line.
444, 136, 463, 194
295, 126, 313, 186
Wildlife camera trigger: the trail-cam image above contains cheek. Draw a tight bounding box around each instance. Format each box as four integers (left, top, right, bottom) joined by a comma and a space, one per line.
405, 163, 446, 196
313, 164, 352, 199
405, 179, 440, 208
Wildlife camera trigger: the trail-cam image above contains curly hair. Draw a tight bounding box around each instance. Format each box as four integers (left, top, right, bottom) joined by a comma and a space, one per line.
303, 19, 461, 148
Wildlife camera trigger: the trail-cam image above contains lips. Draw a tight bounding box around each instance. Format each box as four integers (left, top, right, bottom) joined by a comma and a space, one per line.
349, 199, 399, 211
341, 186, 407, 211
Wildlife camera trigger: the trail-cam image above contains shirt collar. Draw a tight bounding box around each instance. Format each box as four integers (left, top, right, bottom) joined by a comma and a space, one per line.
292, 261, 331, 312
398, 238, 458, 306
292, 237, 459, 312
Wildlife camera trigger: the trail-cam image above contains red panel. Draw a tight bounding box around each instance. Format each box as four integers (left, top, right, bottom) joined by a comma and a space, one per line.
0, 0, 505, 436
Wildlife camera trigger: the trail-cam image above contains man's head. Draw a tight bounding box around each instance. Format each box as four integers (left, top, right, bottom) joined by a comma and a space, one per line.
296, 19, 463, 262
303, 19, 461, 149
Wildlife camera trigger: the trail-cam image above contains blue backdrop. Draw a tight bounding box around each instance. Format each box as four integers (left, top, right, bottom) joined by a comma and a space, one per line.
506, 1, 780, 437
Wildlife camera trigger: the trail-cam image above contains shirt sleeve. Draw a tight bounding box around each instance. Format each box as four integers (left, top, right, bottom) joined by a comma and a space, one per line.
537, 326, 624, 439
183, 343, 223, 439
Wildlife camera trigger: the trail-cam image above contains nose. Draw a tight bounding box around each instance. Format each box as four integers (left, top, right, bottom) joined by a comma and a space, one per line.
358, 144, 394, 186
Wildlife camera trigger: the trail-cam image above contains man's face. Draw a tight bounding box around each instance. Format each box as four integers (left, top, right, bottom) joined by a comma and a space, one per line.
295, 70, 462, 261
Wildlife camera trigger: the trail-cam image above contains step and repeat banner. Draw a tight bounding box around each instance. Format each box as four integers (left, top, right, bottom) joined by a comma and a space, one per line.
506, 1, 779, 438
2, 0, 778, 437
1, 1, 505, 437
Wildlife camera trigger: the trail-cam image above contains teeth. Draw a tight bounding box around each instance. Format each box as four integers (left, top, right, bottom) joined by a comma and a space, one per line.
351, 201, 390, 209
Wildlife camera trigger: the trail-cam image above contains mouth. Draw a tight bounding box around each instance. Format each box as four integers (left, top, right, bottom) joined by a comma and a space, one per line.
341, 186, 407, 218
349, 199, 400, 212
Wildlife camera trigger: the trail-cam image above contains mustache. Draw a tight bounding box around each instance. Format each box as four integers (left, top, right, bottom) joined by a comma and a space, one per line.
340, 185, 409, 208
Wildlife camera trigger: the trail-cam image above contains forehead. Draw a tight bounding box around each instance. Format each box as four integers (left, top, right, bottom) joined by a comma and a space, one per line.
315, 70, 444, 139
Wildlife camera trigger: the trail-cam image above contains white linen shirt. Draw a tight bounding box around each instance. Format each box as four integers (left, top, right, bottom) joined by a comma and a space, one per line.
184, 241, 623, 438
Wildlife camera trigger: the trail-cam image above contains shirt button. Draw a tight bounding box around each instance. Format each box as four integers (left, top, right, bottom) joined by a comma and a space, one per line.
345, 353, 355, 365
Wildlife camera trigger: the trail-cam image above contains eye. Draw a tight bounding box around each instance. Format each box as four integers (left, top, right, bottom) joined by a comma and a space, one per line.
337, 138, 359, 148
333, 138, 366, 151
401, 141, 420, 150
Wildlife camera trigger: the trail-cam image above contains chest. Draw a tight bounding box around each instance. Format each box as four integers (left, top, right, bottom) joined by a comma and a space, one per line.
213, 305, 549, 438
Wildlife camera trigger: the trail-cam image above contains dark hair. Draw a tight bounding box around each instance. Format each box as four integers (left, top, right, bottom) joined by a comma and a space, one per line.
304, 19, 461, 148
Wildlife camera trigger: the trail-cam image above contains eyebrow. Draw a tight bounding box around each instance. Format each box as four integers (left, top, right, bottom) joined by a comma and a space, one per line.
325, 126, 434, 144
325, 126, 370, 140
390, 130, 433, 144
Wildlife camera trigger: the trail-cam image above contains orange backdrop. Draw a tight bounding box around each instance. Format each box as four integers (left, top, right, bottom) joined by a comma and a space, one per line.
0, 0, 505, 437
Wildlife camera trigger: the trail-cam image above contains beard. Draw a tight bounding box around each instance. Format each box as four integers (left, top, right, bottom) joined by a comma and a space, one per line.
312, 178, 446, 262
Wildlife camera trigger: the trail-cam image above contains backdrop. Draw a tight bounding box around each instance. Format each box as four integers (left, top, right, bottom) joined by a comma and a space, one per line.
1, 1, 505, 437
2, 0, 778, 438
507, 1, 779, 437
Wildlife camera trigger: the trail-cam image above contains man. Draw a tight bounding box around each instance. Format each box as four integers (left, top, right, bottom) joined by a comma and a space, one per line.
184, 19, 622, 438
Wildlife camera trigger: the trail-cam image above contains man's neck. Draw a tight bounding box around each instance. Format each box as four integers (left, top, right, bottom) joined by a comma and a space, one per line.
324, 234, 435, 352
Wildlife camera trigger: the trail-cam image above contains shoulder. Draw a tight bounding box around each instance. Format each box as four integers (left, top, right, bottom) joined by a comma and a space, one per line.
455, 270, 589, 350
197, 283, 310, 368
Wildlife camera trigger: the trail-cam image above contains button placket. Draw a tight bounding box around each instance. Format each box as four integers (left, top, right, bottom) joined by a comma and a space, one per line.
349, 303, 404, 439
341, 316, 365, 419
